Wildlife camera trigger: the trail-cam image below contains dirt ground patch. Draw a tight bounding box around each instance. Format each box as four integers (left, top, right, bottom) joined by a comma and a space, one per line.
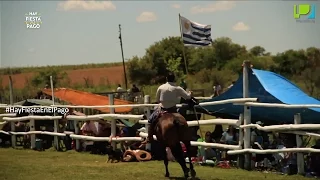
0, 66, 124, 89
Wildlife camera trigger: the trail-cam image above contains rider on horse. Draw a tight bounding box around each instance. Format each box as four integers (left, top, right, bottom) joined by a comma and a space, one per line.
141, 72, 193, 144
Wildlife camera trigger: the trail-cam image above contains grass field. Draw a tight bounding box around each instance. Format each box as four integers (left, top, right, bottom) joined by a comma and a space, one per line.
0, 148, 307, 180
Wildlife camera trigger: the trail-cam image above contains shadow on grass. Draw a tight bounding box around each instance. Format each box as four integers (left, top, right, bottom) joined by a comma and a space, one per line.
168, 177, 202, 180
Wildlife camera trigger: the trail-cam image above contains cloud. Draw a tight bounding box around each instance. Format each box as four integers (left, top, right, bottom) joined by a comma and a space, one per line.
136, 12, 157, 23
57, 0, 116, 11
232, 22, 250, 31
171, 4, 181, 9
28, 48, 35, 53
191, 1, 236, 14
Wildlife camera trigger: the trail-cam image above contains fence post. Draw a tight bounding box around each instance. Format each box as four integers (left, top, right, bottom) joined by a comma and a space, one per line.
53, 119, 59, 150
144, 95, 151, 151
8, 76, 16, 148
74, 120, 80, 151
237, 113, 244, 169
30, 118, 36, 149
50, 76, 59, 150
109, 94, 116, 150
243, 60, 252, 170
10, 122, 16, 148
294, 113, 304, 174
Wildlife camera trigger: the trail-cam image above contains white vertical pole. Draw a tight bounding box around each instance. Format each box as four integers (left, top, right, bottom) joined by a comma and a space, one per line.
109, 94, 116, 150
8, 76, 16, 148
238, 113, 244, 168
30, 118, 35, 149
144, 95, 151, 151
243, 60, 252, 170
74, 120, 80, 151
294, 113, 304, 174
50, 76, 59, 150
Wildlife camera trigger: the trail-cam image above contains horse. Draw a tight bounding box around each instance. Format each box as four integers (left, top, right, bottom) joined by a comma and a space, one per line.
154, 112, 197, 179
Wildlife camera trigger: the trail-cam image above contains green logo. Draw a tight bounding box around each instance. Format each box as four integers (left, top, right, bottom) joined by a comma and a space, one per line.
293, 4, 316, 20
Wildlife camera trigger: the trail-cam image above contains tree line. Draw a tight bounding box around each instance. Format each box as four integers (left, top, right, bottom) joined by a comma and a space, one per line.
0, 36, 319, 104
126, 36, 320, 98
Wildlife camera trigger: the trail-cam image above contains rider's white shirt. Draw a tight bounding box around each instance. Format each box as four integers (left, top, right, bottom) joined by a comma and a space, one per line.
156, 82, 191, 109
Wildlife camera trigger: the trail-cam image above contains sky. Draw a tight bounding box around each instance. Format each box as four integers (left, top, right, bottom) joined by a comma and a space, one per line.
0, 0, 319, 68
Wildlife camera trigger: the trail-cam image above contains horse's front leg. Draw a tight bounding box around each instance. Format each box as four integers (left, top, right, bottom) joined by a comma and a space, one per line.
161, 145, 170, 177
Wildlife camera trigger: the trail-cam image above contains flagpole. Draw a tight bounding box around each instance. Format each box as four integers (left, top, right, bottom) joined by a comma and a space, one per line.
178, 13, 189, 75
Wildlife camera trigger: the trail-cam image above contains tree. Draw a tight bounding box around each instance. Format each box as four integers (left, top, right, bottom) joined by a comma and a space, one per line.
300, 67, 320, 96
127, 36, 190, 84
125, 35, 319, 98
127, 56, 157, 85
83, 77, 93, 88
166, 57, 185, 80
31, 68, 67, 88
250, 46, 266, 56
188, 47, 216, 73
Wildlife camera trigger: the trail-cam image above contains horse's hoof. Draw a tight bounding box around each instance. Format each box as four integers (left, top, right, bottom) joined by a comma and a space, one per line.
190, 169, 196, 178
164, 173, 170, 177
184, 173, 189, 178
183, 168, 190, 178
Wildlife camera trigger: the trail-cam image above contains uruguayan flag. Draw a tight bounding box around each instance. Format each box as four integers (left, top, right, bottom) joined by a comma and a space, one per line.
180, 15, 212, 47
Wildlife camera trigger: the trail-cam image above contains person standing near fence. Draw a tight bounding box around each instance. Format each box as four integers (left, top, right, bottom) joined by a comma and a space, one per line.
212, 83, 222, 97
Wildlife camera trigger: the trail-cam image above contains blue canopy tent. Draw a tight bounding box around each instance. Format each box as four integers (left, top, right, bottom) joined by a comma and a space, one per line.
199, 69, 320, 124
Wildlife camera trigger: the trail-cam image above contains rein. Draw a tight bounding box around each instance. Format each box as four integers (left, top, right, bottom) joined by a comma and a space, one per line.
192, 103, 225, 140
193, 106, 204, 140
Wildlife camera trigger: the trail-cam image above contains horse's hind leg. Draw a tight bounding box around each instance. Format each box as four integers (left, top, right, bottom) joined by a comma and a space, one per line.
172, 143, 189, 178
162, 145, 170, 177
183, 141, 196, 178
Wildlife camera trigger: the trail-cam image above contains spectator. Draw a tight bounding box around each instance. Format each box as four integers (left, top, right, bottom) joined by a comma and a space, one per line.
212, 83, 222, 97
116, 84, 123, 92
35, 91, 42, 99
131, 84, 140, 93
80, 120, 98, 151
251, 122, 276, 167
220, 125, 238, 145
309, 139, 320, 176
251, 121, 264, 146
220, 125, 238, 161
116, 84, 124, 98
203, 131, 218, 161
227, 81, 235, 89
211, 125, 223, 143
81, 120, 98, 136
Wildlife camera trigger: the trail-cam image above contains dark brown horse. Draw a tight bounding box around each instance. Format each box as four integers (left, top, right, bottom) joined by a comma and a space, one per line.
155, 112, 196, 179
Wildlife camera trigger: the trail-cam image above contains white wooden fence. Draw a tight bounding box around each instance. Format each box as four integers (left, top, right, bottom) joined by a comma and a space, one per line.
0, 96, 255, 151
1, 62, 320, 175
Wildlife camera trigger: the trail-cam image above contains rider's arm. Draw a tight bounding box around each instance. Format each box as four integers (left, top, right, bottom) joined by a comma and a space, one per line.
177, 87, 191, 100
